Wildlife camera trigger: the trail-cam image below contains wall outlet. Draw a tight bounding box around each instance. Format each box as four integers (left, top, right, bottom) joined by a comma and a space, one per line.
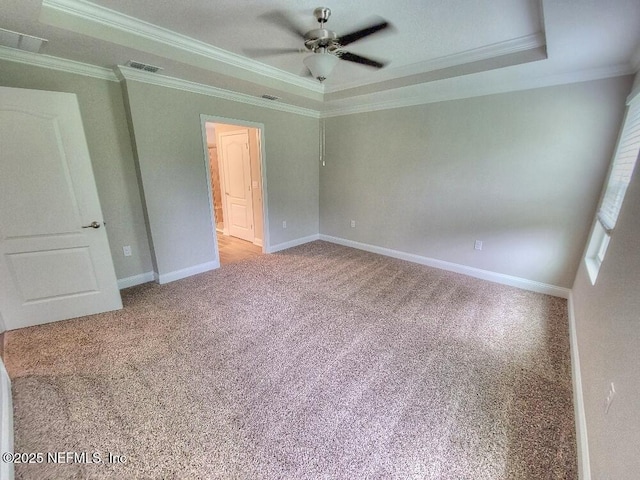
605, 382, 616, 414
351, 220, 356, 228
474, 240, 483, 251
282, 220, 287, 229
123, 245, 132, 257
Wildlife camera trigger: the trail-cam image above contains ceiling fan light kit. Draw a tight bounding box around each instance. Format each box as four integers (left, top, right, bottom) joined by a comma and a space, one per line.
303, 51, 339, 82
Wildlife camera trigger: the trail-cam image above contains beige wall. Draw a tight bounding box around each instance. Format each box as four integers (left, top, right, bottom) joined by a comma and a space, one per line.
320, 77, 633, 288
123, 80, 319, 278
0, 60, 153, 281
571, 79, 640, 479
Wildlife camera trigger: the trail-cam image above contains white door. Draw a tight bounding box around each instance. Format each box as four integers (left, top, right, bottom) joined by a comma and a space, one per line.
219, 130, 254, 242
0, 86, 122, 331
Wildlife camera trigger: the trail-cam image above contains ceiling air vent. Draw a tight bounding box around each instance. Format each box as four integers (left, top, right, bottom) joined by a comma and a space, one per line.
261, 94, 280, 101
125, 60, 163, 73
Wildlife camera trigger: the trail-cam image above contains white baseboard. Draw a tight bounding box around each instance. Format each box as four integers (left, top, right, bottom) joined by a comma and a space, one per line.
319, 234, 571, 299
117, 271, 156, 289
253, 238, 263, 247
157, 261, 219, 284
0, 359, 14, 480
568, 293, 591, 480
267, 234, 320, 253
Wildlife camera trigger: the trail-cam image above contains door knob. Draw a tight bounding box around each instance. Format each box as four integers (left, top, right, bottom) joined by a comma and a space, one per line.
82, 221, 101, 229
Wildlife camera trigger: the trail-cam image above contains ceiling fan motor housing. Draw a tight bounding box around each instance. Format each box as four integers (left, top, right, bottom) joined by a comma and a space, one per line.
305, 7, 338, 52
304, 29, 338, 52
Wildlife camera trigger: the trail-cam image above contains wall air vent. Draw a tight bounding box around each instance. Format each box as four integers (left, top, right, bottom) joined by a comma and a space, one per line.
0, 27, 47, 53
125, 60, 163, 73
261, 94, 280, 101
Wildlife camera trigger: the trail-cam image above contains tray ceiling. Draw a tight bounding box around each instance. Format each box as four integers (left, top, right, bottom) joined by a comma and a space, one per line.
1, 0, 639, 113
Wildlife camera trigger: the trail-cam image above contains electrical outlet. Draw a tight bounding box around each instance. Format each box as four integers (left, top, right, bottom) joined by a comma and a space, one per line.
123, 245, 132, 257
282, 221, 287, 229
351, 220, 356, 228
474, 240, 483, 251
605, 382, 616, 414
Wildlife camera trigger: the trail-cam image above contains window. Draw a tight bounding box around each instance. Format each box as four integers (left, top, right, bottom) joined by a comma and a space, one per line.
585, 91, 640, 284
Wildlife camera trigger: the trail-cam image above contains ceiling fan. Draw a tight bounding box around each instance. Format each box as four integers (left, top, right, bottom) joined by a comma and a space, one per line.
246, 7, 392, 83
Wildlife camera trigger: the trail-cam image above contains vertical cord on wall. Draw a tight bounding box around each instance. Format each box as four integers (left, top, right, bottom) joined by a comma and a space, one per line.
319, 118, 326, 167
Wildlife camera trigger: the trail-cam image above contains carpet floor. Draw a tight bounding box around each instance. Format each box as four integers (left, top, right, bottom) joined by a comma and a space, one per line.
5, 241, 576, 479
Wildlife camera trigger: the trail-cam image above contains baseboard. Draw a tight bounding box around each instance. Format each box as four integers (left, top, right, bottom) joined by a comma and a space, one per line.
568, 293, 591, 480
267, 234, 320, 254
319, 235, 571, 299
0, 358, 14, 480
253, 238, 263, 247
117, 271, 156, 289
156, 261, 219, 284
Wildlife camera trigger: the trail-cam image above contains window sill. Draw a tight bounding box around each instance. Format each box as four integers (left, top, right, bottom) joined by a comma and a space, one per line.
585, 257, 600, 285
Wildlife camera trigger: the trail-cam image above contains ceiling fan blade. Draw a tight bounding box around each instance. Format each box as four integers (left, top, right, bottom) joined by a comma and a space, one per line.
338, 19, 391, 46
243, 47, 302, 57
337, 51, 387, 69
259, 11, 306, 39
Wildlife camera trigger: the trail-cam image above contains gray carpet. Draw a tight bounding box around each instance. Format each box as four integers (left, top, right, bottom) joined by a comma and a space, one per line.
5, 241, 576, 479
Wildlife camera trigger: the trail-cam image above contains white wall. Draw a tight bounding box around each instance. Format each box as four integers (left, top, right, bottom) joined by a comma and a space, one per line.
320, 77, 633, 288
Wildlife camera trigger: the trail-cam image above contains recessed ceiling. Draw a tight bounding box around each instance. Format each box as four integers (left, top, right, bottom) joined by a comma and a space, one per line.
84, 0, 543, 86
1, 0, 639, 113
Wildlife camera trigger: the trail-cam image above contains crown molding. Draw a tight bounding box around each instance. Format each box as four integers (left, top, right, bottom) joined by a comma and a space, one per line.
324, 33, 546, 94
0, 45, 117, 81
116, 66, 320, 118
40, 0, 323, 95
321, 63, 634, 118
2, 42, 630, 121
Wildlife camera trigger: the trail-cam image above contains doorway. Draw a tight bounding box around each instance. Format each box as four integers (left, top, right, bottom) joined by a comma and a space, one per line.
203, 119, 266, 265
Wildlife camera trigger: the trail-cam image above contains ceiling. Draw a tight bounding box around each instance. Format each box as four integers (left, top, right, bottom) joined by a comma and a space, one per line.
2, 0, 639, 114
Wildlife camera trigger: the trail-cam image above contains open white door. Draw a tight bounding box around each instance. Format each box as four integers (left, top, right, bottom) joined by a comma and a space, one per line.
0, 86, 122, 331
219, 130, 254, 242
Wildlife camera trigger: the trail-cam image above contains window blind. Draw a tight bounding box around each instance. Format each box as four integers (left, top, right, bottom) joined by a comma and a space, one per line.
597, 98, 640, 232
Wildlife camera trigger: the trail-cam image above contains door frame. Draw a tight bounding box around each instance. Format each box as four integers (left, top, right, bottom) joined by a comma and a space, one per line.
199, 115, 269, 263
